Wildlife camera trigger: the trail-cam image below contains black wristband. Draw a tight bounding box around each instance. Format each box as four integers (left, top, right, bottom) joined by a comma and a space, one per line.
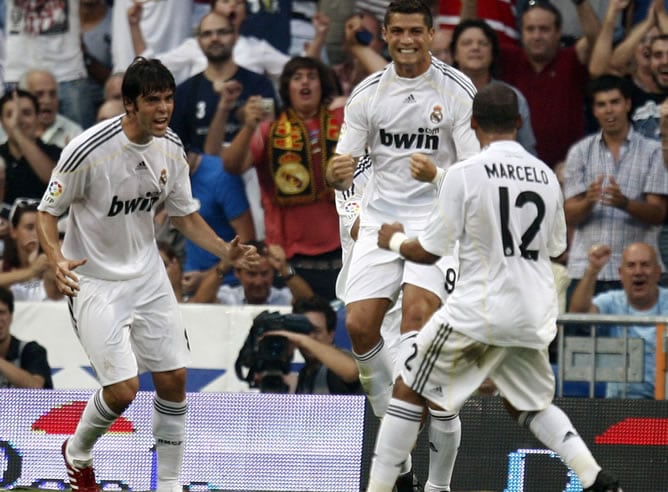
572, 0, 586, 5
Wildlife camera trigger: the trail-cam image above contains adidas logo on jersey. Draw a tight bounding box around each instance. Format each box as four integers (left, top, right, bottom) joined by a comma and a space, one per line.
403, 94, 416, 104
107, 193, 160, 217
135, 160, 148, 171
429, 385, 443, 396
379, 128, 440, 150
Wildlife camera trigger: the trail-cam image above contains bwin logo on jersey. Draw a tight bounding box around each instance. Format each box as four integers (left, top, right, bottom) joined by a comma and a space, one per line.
107, 192, 160, 217
379, 128, 439, 150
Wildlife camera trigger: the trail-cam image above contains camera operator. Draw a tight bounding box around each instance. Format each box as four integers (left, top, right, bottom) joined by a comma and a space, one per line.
266, 296, 362, 394
190, 240, 313, 304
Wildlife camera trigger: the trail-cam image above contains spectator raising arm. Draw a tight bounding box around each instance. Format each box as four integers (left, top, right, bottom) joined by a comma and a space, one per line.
568, 244, 611, 313
589, 0, 629, 77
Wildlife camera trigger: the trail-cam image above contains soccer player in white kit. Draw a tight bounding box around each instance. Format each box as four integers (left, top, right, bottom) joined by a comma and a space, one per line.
328, 1, 477, 490
36, 57, 258, 492
335, 156, 405, 378
370, 83, 622, 492
336, 154, 461, 491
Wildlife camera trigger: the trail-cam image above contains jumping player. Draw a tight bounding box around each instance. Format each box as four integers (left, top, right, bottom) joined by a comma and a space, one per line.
327, 1, 479, 490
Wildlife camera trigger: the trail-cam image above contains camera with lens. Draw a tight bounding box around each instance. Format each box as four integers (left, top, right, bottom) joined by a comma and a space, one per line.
235, 310, 312, 393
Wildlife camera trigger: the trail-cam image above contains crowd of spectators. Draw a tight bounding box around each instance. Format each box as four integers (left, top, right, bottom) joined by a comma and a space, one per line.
0, 0, 667, 398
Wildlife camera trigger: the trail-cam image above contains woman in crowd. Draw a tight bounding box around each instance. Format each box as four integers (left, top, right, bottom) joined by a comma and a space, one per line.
451, 19, 537, 155
0, 199, 60, 301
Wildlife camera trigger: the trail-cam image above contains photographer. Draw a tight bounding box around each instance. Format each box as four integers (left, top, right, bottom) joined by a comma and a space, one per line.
269, 296, 361, 395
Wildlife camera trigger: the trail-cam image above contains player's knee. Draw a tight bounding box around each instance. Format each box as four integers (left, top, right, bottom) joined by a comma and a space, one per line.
346, 315, 379, 350
401, 302, 431, 331
392, 377, 424, 406
153, 367, 187, 401
104, 379, 139, 412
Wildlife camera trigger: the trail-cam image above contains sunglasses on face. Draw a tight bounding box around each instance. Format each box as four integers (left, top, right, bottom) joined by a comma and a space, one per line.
8, 197, 40, 225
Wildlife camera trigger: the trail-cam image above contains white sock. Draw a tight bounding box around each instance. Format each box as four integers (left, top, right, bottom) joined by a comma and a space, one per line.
368, 398, 423, 492
153, 395, 187, 492
424, 409, 459, 492
521, 404, 601, 488
398, 454, 412, 476
354, 339, 394, 417
68, 389, 119, 466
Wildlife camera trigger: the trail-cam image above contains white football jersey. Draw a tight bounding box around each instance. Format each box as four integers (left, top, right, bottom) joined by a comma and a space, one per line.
336, 58, 479, 233
335, 155, 373, 301
39, 116, 198, 281
420, 141, 567, 348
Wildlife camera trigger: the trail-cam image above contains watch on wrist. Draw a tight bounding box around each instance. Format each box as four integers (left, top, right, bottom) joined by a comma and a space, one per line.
572, 0, 586, 5
279, 265, 296, 281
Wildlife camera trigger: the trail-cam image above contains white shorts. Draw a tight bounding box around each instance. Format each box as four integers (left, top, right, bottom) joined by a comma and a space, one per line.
345, 227, 451, 304
401, 317, 554, 413
68, 262, 191, 386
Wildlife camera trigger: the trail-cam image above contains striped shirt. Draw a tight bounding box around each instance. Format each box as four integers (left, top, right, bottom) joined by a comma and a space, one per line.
354, 0, 390, 23
336, 57, 479, 233
38, 116, 198, 281
564, 128, 668, 280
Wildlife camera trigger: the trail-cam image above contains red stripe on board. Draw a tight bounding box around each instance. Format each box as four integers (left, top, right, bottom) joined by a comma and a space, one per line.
595, 418, 668, 445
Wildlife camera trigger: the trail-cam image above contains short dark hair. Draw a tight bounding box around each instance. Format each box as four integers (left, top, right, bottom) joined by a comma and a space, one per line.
243, 240, 268, 256
650, 33, 668, 52
384, 0, 433, 29
0, 286, 15, 314
587, 75, 632, 102
472, 82, 519, 133
293, 296, 337, 333
121, 57, 176, 106
0, 89, 39, 116
451, 19, 501, 77
278, 56, 339, 109
521, 1, 562, 30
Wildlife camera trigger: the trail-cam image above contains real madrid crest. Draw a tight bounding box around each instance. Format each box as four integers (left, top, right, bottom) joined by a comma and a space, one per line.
160, 169, 168, 186
275, 152, 310, 195
430, 105, 443, 124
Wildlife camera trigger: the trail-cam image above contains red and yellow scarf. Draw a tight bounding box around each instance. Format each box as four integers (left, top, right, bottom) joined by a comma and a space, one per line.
268, 106, 339, 206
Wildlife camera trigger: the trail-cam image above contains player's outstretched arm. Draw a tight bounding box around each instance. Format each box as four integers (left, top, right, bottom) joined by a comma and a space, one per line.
377, 222, 440, 264
171, 213, 260, 270
227, 236, 260, 271
36, 211, 86, 297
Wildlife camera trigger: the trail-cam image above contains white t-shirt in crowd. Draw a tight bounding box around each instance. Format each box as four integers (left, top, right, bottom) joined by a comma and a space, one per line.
112, 0, 193, 73
141, 35, 290, 85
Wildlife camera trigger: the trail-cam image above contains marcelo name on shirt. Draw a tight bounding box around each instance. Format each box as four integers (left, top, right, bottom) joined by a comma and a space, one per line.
484, 162, 550, 184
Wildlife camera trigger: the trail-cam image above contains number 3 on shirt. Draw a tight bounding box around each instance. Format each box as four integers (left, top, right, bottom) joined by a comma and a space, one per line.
498, 186, 545, 261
